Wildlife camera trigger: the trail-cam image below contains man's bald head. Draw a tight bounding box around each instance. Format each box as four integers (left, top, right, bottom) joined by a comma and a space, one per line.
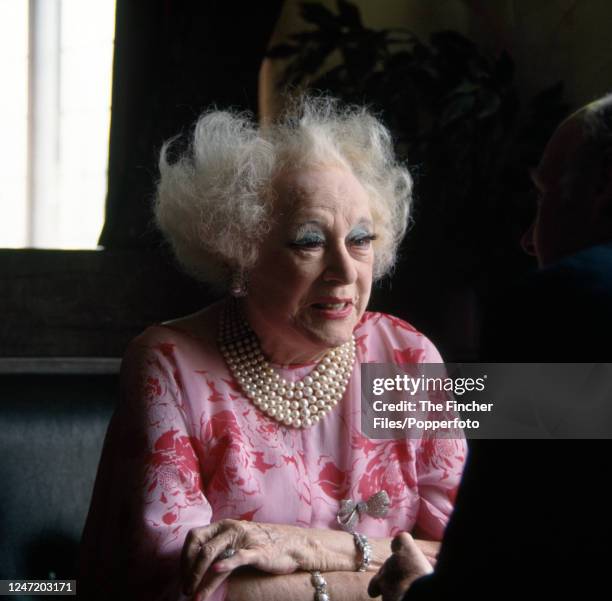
522, 95, 612, 266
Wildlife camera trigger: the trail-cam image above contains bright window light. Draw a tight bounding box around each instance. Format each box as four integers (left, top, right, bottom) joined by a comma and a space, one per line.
0, 0, 116, 249
0, 0, 28, 247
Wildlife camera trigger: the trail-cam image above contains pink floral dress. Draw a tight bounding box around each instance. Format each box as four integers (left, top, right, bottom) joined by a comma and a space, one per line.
79, 301, 466, 600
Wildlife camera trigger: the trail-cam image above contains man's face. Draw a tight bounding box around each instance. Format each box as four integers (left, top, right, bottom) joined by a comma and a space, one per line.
521, 114, 596, 267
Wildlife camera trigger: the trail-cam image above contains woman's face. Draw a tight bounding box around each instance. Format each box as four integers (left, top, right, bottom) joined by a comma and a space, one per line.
243, 166, 375, 364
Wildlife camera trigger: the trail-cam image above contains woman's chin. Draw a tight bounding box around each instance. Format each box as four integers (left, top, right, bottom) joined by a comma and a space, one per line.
299, 320, 357, 354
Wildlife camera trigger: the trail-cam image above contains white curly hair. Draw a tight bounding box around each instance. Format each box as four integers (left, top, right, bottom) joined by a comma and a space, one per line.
155, 96, 413, 290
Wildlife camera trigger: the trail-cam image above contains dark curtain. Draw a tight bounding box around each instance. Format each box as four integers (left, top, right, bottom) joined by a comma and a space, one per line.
99, 0, 284, 249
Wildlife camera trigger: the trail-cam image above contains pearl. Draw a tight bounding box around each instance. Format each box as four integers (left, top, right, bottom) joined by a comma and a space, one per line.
219, 302, 355, 430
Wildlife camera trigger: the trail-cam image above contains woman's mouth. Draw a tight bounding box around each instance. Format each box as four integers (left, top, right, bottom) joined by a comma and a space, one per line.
313, 302, 347, 310
311, 300, 353, 319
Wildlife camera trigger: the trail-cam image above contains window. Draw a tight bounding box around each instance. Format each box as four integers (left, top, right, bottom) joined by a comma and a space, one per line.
0, 0, 116, 249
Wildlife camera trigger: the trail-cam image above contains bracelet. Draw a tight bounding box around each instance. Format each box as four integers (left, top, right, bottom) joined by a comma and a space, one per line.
353, 532, 372, 572
310, 570, 330, 601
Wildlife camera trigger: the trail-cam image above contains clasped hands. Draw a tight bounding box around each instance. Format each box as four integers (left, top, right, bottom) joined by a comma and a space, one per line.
181, 519, 432, 601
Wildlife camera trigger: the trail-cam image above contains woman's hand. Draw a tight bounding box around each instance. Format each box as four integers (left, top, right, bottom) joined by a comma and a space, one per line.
181, 519, 335, 600
367, 533, 433, 601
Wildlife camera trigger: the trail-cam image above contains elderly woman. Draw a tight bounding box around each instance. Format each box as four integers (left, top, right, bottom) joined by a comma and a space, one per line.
79, 97, 466, 601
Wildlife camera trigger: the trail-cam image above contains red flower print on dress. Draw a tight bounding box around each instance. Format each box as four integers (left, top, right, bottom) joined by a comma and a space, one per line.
357, 441, 416, 501
206, 380, 225, 403
221, 377, 243, 395
146, 429, 203, 500
143, 375, 163, 403
153, 342, 176, 358
142, 428, 205, 528
252, 451, 276, 474
393, 346, 426, 364
358, 312, 383, 326
418, 437, 465, 480
384, 314, 419, 334
350, 431, 379, 456
355, 333, 369, 356
317, 460, 351, 500
252, 410, 283, 445
200, 411, 261, 497
151, 342, 187, 402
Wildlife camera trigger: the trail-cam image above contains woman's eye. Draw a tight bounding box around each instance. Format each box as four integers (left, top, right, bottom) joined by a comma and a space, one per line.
349, 234, 377, 248
289, 235, 325, 250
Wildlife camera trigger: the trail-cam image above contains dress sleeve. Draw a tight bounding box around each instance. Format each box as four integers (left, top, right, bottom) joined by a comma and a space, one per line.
414, 434, 466, 540
414, 337, 467, 541
79, 335, 226, 601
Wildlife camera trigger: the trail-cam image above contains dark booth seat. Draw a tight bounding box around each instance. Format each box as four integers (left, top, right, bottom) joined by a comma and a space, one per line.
0, 359, 118, 590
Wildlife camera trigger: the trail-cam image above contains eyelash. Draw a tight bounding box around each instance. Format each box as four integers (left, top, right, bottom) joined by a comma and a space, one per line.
290, 234, 377, 250
348, 234, 377, 247
290, 234, 325, 249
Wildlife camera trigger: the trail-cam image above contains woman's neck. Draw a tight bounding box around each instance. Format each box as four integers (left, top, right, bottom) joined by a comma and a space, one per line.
238, 300, 329, 366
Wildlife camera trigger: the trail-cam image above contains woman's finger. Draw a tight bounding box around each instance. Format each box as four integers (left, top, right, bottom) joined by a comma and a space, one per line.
212, 548, 253, 573
193, 566, 232, 601
181, 524, 222, 592
186, 531, 236, 595
214, 547, 298, 575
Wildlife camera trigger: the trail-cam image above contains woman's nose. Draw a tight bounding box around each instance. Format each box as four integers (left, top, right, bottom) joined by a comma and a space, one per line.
521, 222, 537, 256
323, 245, 358, 284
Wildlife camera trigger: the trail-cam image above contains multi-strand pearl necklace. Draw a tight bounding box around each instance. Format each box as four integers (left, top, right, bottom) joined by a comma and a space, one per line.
218, 302, 356, 429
